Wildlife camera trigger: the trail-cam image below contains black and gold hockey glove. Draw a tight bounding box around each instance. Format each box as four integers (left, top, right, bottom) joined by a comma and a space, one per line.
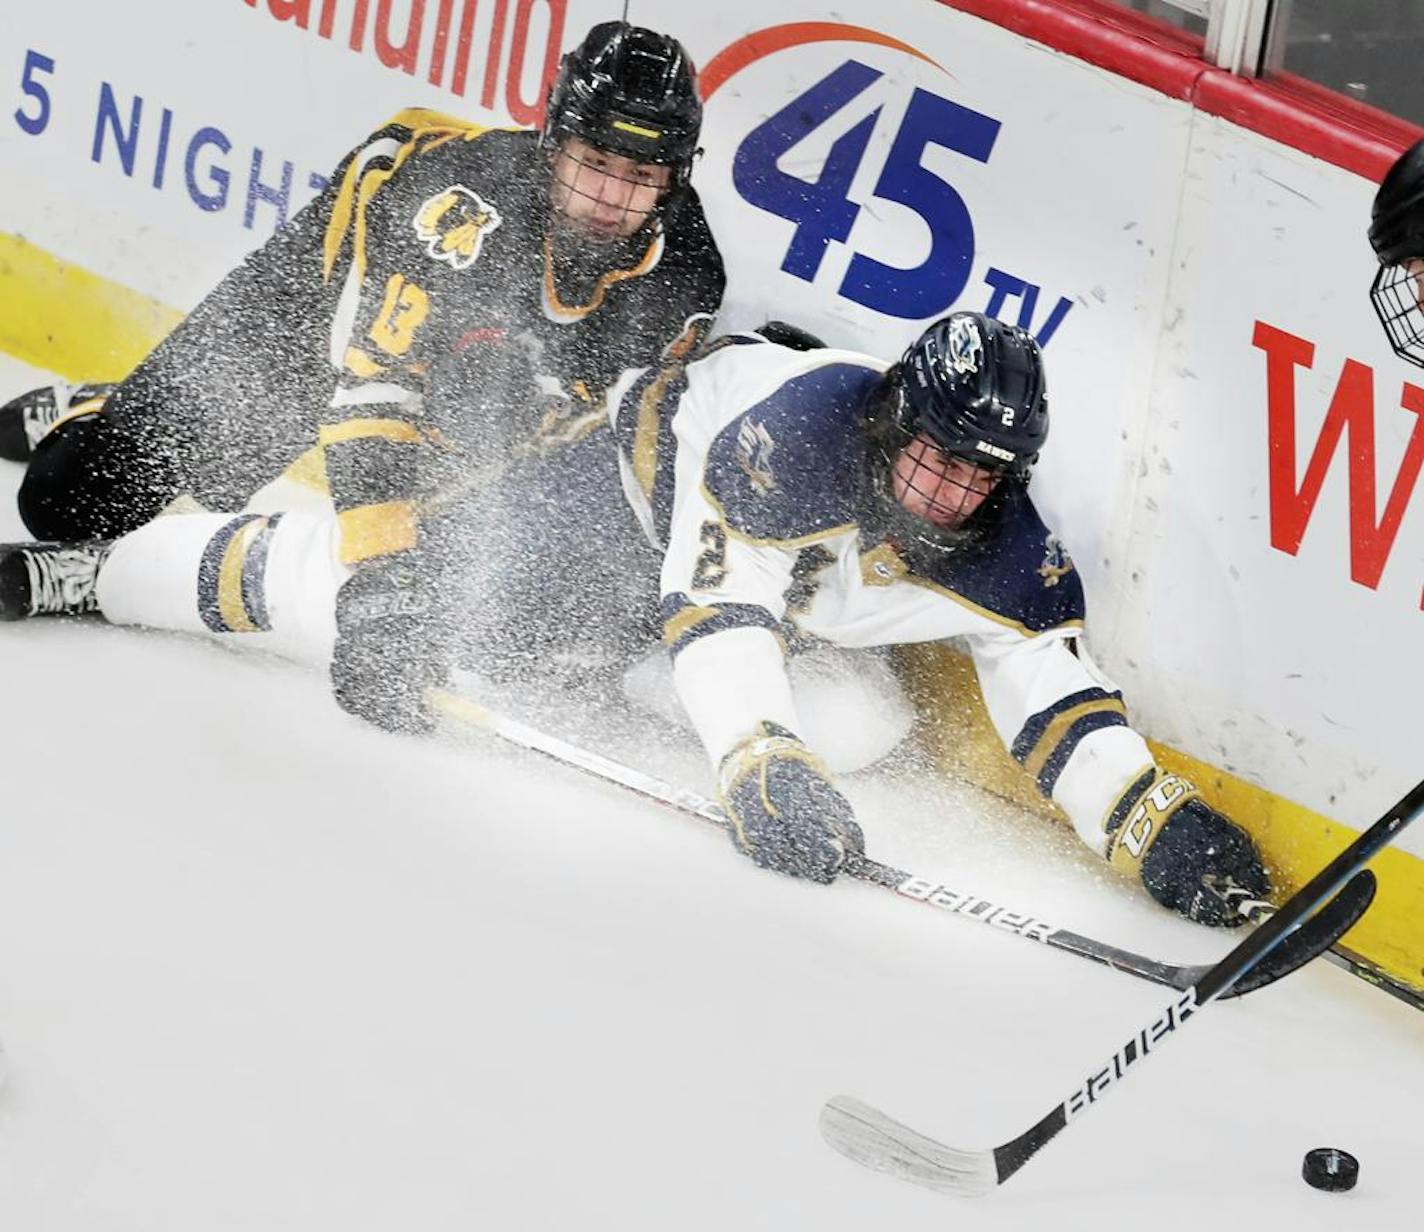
1106, 770, 1270, 926
331, 551, 449, 735
718, 722, 864, 884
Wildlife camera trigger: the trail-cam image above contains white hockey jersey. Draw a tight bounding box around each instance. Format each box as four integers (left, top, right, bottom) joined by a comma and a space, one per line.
610, 334, 1158, 855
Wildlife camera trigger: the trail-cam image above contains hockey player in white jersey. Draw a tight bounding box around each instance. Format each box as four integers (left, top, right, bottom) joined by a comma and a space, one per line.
611, 312, 1269, 926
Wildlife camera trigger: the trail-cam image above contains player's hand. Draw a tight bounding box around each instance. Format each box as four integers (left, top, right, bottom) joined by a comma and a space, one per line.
718, 723, 864, 883
1108, 773, 1269, 926
331, 552, 447, 734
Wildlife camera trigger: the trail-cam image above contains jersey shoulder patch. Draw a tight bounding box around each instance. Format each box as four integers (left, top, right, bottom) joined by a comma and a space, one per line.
412, 184, 504, 269
909, 487, 1086, 632
703, 361, 881, 544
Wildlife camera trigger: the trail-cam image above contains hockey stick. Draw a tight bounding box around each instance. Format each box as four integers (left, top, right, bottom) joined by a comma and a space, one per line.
1214, 880, 1424, 1011
427, 687, 1368, 1002
818, 776, 1424, 1196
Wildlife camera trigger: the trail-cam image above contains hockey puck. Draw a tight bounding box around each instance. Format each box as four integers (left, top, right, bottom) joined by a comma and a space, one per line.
1302, 1147, 1359, 1192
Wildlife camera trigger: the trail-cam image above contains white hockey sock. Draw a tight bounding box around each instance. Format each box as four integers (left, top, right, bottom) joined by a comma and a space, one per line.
96, 511, 351, 666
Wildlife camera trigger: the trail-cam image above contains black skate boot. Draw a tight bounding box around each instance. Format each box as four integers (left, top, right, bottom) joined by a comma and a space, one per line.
0, 382, 116, 462
0, 542, 113, 620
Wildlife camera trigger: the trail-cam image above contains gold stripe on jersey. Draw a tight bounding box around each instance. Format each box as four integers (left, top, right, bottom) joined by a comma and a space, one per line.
343, 346, 387, 377
323, 111, 496, 283
633, 362, 683, 498
318, 417, 425, 447
541, 230, 664, 322
663, 602, 721, 648
903, 569, 1087, 639
699, 481, 858, 550
338, 501, 419, 564
859, 542, 910, 587
1020, 696, 1129, 782
628, 317, 708, 499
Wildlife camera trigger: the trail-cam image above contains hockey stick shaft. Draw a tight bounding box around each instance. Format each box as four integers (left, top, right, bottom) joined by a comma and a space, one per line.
427, 688, 1354, 1000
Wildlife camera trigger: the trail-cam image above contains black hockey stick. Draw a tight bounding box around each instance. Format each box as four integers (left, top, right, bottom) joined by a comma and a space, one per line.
427, 688, 1369, 1002
1213, 880, 1424, 1010
818, 776, 1424, 1196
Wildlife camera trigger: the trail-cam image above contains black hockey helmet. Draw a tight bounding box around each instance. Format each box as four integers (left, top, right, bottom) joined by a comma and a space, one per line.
863, 312, 1049, 552
1370, 139, 1424, 266
1369, 138, 1424, 368
542, 22, 702, 193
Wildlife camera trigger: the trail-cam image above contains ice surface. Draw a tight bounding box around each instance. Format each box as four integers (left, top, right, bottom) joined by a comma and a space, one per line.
0, 354, 1419, 1230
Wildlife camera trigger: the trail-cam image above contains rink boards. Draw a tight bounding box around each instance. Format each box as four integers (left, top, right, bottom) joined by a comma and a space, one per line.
0, 0, 1419, 995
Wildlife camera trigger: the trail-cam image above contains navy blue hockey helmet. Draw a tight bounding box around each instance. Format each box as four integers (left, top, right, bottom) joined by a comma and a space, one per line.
1369, 139, 1424, 369
892, 312, 1049, 477
542, 23, 703, 192
863, 312, 1049, 553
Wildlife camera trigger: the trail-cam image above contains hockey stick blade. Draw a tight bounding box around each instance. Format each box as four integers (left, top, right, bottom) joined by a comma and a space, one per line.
820, 1094, 998, 1198
1225, 867, 1376, 997
819, 775, 1424, 1195
426, 688, 1394, 1003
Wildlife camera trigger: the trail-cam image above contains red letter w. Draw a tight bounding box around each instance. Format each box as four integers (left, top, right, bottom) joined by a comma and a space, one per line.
1254, 321, 1424, 602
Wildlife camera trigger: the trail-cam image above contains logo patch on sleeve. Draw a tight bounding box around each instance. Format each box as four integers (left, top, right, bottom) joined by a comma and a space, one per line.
735, 418, 777, 493
1038, 533, 1075, 587
414, 186, 503, 269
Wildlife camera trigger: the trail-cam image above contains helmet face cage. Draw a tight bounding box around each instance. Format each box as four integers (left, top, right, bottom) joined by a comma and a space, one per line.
541, 23, 702, 238
1371, 261, 1424, 369
889, 432, 1003, 529
862, 313, 1048, 554
862, 377, 1011, 556
546, 141, 676, 244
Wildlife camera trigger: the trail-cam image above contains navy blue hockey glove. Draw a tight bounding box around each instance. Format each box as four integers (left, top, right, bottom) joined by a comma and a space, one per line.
718, 723, 864, 884
332, 552, 448, 735
1106, 771, 1270, 927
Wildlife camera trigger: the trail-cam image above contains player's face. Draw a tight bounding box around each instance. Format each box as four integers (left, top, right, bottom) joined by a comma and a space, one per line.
1408, 258, 1424, 309
890, 433, 1001, 530
549, 138, 671, 241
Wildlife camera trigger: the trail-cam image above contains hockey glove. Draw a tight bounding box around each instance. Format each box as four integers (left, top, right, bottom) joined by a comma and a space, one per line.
1106, 771, 1270, 927
332, 552, 448, 735
718, 723, 864, 884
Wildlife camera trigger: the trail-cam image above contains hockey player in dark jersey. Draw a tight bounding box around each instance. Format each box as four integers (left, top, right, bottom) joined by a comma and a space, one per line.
607, 312, 1270, 926
0, 21, 725, 730
1369, 137, 1424, 368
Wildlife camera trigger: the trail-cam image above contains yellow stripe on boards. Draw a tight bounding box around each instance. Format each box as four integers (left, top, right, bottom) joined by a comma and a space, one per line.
317, 417, 424, 447
0, 233, 181, 380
